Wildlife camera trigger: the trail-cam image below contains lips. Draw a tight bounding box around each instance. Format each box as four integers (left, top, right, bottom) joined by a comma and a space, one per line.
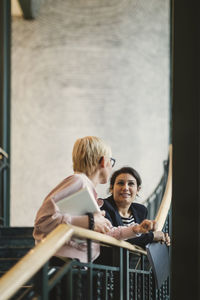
120, 193, 131, 198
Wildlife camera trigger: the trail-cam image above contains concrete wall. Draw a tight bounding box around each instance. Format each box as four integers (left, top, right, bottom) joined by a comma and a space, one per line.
11, 0, 170, 226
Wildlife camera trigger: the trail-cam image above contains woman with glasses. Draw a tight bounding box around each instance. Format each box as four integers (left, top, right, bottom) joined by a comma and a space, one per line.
33, 137, 154, 264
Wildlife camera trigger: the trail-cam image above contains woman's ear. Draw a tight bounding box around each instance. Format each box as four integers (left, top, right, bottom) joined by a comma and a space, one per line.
136, 185, 141, 196
99, 156, 106, 168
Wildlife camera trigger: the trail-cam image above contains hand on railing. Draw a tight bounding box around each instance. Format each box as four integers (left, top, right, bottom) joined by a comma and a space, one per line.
93, 210, 112, 234
132, 220, 171, 246
153, 231, 170, 246
132, 219, 157, 234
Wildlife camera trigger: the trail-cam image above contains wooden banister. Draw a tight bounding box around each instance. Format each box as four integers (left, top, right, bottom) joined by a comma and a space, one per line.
0, 145, 172, 300
68, 224, 147, 255
155, 145, 172, 231
0, 225, 74, 300
0, 224, 146, 300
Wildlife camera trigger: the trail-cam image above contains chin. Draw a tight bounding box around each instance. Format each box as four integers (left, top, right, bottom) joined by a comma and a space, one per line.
100, 179, 107, 184
100, 177, 108, 184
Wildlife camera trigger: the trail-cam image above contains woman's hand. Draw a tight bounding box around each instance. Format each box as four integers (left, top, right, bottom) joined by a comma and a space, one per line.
132, 219, 157, 234
93, 210, 112, 234
153, 231, 171, 246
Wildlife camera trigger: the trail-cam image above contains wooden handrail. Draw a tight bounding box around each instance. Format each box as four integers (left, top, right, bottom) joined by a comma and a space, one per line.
0, 224, 146, 300
68, 224, 147, 255
0, 145, 172, 299
155, 145, 172, 231
0, 225, 74, 300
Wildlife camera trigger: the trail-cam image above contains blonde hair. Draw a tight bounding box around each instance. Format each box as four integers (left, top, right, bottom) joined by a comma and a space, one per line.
72, 136, 111, 176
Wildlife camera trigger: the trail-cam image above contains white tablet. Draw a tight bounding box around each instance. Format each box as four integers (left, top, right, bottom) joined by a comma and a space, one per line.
56, 186, 100, 216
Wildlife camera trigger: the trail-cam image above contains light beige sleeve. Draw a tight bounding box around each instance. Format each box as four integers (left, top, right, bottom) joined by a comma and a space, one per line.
33, 175, 90, 238
106, 225, 138, 240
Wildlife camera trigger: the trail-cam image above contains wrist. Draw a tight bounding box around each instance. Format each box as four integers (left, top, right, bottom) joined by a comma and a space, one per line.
86, 213, 94, 230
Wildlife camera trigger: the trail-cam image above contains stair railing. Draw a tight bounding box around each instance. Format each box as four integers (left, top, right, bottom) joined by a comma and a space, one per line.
0, 148, 10, 227
155, 145, 172, 231
0, 226, 146, 299
0, 145, 172, 300
143, 145, 172, 225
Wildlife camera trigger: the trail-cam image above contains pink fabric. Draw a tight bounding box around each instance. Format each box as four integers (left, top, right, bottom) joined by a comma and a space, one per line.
33, 173, 100, 262
107, 224, 139, 240
33, 173, 139, 262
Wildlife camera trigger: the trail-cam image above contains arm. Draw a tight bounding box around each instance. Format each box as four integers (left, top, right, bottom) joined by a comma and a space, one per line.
33, 175, 112, 240
127, 229, 170, 249
153, 231, 171, 246
134, 205, 170, 246
106, 219, 155, 240
127, 233, 154, 248
102, 202, 155, 240
33, 197, 90, 238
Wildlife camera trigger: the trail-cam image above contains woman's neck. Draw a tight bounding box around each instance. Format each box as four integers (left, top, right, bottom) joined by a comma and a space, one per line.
87, 172, 99, 187
75, 171, 98, 187
117, 205, 131, 218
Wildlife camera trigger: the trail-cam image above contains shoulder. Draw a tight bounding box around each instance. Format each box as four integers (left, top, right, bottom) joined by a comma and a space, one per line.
100, 196, 121, 226
47, 174, 89, 202
66, 173, 95, 190
59, 174, 87, 190
132, 202, 147, 213
100, 196, 116, 210
131, 202, 148, 221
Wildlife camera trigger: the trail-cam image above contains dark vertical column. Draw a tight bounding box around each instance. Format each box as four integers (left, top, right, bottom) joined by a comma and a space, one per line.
0, 0, 11, 226
171, 0, 200, 299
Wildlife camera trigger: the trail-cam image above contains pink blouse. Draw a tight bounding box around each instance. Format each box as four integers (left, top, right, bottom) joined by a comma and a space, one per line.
33, 173, 139, 262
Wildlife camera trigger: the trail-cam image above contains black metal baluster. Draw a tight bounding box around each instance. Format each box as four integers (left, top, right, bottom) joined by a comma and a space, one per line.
34, 262, 49, 300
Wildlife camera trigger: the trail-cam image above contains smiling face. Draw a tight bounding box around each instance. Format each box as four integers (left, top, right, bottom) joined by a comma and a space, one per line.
111, 173, 140, 208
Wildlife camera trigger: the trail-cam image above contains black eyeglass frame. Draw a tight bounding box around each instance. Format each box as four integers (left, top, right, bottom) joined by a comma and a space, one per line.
99, 157, 116, 168
110, 157, 116, 168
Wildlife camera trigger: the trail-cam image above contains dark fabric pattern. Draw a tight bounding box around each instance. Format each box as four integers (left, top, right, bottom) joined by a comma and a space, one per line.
100, 195, 154, 248
94, 195, 154, 266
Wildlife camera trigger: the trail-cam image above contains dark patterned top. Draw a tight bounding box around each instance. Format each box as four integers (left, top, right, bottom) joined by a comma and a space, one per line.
121, 214, 136, 226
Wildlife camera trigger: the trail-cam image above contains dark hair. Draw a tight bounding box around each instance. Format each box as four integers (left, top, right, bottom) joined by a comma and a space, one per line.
110, 166, 142, 190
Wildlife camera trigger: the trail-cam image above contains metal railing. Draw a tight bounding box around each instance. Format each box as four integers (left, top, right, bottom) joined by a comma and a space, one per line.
0, 146, 172, 300
0, 148, 10, 227
0, 225, 169, 300
0, 0, 11, 227
144, 159, 169, 221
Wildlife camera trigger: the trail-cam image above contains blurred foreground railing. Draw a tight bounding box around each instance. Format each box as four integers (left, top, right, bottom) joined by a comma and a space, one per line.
0, 148, 10, 227
0, 146, 172, 300
145, 145, 172, 233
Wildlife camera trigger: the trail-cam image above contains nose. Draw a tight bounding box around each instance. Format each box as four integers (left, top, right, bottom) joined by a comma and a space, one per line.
122, 183, 129, 191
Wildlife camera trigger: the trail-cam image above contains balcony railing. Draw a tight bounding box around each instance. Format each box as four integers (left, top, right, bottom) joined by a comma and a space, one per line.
0, 145, 172, 300
0, 148, 10, 227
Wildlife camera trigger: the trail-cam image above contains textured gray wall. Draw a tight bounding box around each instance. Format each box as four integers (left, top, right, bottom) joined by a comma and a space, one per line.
11, 0, 170, 226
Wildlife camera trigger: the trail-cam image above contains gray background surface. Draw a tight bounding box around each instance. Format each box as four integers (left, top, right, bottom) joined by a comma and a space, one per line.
11, 0, 170, 226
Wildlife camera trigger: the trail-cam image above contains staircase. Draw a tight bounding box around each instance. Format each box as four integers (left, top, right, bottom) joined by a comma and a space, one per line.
0, 227, 34, 277
0, 151, 171, 299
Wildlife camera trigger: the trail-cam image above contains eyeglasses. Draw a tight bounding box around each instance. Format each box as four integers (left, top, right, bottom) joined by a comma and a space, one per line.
110, 157, 116, 168
99, 157, 116, 168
